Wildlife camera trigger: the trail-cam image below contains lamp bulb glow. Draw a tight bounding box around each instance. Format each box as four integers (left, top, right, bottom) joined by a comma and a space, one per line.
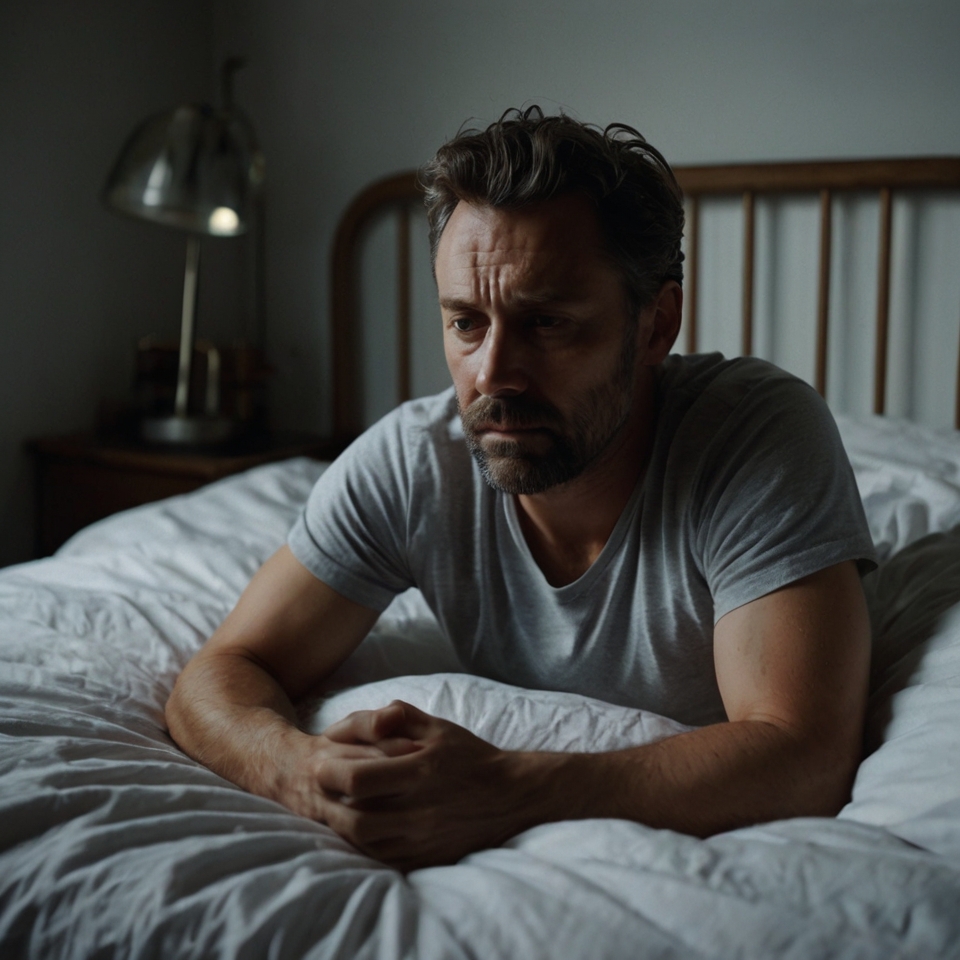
208, 206, 240, 235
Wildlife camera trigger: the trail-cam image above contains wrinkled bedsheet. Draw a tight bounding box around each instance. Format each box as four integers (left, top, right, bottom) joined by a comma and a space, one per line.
2, 414, 960, 958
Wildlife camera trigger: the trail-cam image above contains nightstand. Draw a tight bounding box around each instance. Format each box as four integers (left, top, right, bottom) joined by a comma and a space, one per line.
26, 432, 345, 557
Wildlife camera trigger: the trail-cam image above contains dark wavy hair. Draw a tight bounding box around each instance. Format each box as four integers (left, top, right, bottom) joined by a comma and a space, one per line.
420, 105, 685, 312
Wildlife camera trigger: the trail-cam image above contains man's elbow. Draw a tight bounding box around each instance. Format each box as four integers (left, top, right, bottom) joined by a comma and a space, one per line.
811, 733, 864, 816
776, 719, 865, 819
164, 659, 197, 751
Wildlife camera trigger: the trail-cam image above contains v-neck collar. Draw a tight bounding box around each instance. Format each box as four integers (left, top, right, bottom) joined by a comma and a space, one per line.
501, 471, 647, 603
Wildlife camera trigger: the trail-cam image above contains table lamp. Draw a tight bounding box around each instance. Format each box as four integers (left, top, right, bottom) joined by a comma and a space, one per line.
102, 58, 265, 444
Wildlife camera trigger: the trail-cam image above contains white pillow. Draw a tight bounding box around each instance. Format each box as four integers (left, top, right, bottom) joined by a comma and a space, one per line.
311, 672, 691, 752
840, 529, 960, 856
836, 414, 960, 560
57, 457, 326, 561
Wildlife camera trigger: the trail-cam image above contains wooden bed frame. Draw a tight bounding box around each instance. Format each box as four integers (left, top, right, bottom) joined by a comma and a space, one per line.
330, 158, 960, 439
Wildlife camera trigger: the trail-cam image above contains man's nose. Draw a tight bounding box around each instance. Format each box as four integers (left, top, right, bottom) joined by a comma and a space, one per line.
475, 325, 529, 397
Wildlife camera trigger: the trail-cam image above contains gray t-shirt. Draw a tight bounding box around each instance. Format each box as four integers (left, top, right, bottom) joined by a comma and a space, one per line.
289, 353, 876, 726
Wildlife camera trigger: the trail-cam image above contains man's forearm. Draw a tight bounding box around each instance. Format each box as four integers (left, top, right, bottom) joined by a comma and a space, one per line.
511, 717, 859, 838
165, 652, 308, 803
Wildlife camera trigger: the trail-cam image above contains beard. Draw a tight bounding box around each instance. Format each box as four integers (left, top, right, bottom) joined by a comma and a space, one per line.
458, 324, 639, 495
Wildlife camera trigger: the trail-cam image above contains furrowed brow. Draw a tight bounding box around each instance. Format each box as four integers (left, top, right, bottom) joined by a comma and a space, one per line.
439, 291, 579, 312
438, 297, 478, 312
511, 290, 574, 306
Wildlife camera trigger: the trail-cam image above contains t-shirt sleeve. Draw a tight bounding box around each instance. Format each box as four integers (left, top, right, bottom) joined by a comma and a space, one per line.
287, 409, 415, 611
688, 372, 877, 623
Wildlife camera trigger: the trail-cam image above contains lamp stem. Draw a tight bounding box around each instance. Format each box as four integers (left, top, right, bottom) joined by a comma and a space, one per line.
174, 235, 201, 418
220, 57, 245, 111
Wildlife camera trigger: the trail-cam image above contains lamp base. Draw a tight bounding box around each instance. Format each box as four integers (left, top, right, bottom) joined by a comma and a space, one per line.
141, 415, 239, 446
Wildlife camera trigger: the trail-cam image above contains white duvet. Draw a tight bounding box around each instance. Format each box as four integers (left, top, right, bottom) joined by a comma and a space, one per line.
3, 414, 960, 958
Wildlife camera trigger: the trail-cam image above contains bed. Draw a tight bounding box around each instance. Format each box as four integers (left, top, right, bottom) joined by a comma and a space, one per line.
3, 156, 960, 958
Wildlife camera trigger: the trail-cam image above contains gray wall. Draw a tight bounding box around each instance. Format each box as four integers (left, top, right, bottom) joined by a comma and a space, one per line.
3, 0, 960, 565
0, 0, 223, 566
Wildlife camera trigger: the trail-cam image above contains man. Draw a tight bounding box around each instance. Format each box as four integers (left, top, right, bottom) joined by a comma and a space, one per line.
166, 107, 875, 873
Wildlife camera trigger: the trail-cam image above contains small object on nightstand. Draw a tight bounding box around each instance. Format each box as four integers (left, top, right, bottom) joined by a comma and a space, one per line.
133, 338, 271, 436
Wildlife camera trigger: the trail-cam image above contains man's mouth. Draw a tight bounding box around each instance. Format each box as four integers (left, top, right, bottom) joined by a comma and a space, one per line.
474, 423, 552, 441
460, 397, 561, 443
477, 422, 543, 433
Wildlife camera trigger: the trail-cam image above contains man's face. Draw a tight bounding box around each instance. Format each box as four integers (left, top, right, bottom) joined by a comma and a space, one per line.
436, 194, 651, 495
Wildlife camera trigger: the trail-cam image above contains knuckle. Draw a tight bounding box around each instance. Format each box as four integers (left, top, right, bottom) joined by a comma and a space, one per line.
341, 768, 362, 797
349, 811, 377, 845
313, 754, 332, 785
326, 800, 355, 833
317, 793, 343, 828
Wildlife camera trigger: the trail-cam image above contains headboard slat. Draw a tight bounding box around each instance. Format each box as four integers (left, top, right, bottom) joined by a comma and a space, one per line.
955, 321, 960, 431
684, 195, 700, 353
815, 189, 833, 397
396, 203, 412, 405
741, 191, 756, 356
874, 187, 894, 415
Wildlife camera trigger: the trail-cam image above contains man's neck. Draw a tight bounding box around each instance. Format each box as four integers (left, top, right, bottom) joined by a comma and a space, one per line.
513, 374, 658, 588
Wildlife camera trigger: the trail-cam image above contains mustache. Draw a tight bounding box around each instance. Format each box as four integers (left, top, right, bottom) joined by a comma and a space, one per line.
459, 396, 561, 432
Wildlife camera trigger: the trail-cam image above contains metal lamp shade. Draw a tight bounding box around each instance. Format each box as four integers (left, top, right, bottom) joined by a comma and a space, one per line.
102, 103, 264, 236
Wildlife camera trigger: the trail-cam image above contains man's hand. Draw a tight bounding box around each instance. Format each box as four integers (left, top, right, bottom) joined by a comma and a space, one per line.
314, 701, 546, 872
265, 726, 422, 824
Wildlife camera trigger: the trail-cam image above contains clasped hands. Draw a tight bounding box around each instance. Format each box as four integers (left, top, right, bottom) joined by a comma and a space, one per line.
296, 701, 555, 872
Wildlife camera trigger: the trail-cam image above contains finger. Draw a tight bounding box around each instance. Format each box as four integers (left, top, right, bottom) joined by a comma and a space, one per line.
316, 753, 423, 801
322, 702, 409, 744
386, 700, 448, 740
313, 737, 390, 761
355, 827, 462, 873
319, 795, 412, 849
375, 736, 422, 757
371, 843, 437, 873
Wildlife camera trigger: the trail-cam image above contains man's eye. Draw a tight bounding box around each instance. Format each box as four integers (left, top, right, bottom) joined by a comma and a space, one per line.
531, 315, 562, 329
452, 317, 476, 332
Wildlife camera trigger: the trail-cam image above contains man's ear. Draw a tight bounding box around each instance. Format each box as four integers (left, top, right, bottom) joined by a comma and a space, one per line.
640, 281, 683, 365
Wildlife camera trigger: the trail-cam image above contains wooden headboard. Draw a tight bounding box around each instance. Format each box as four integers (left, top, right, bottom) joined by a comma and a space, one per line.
330, 158, 960, 439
